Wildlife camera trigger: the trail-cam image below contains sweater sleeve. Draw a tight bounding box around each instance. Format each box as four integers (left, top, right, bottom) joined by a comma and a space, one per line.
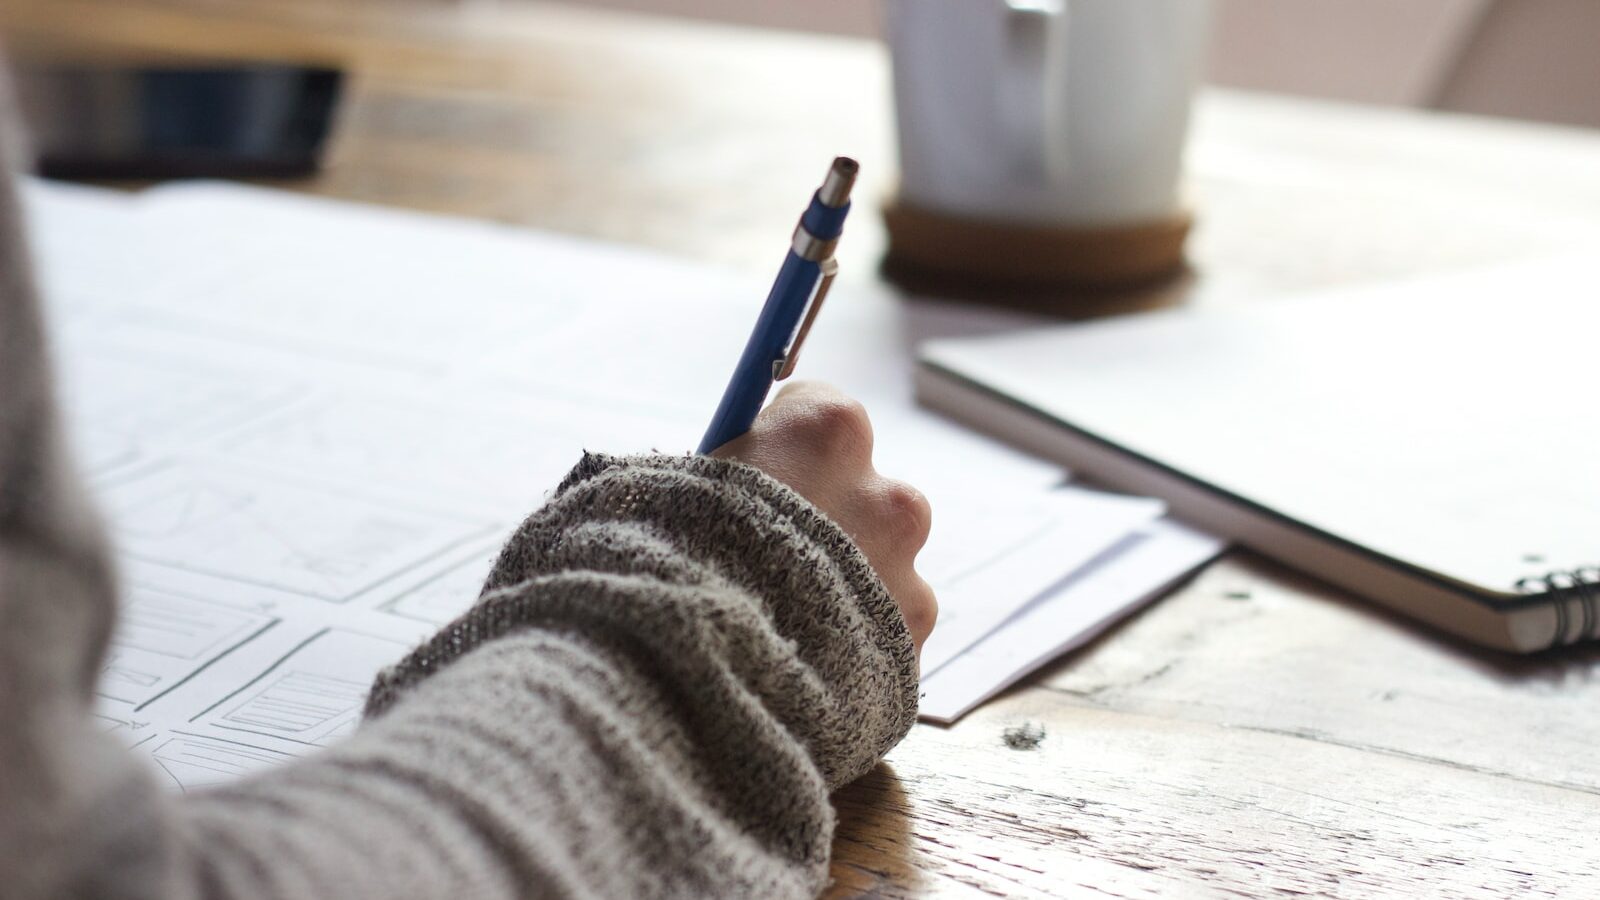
177, 453, 919, 899
0, 68, 918, 900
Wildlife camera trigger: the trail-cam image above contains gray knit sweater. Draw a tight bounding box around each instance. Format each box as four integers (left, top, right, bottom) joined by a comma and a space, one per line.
0, 88, 918, 898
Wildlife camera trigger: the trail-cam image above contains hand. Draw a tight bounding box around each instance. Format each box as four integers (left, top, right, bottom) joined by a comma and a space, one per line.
711, 382, 937, 654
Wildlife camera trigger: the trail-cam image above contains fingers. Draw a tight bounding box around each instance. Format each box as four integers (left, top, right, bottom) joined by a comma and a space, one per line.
876, 478, 934, 558
708, 380, 938, 650
885, 571, 938, 649
876, 477, 934, 643
711, 382, 870, 461
847, 475, 931, 567
765, 381, 874, 467
850, 476, 937, 649
712, 381, 872, 501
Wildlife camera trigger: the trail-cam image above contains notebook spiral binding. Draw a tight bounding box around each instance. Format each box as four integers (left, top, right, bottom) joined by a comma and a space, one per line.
1516, 567, 1600, 648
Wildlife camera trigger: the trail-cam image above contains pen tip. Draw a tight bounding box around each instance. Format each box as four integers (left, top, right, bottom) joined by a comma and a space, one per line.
820, 157, 859, 207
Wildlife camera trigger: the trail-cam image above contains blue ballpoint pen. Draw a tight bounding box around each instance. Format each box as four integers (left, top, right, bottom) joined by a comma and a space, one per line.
696, 157, 858, 454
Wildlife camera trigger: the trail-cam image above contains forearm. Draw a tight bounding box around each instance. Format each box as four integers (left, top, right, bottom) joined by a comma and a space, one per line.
167, 454, 916, 899
377, 452, 919, 789
185, 628, 824, 898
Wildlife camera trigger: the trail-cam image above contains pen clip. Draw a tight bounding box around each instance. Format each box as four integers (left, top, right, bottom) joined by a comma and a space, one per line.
774, 257, 838, 381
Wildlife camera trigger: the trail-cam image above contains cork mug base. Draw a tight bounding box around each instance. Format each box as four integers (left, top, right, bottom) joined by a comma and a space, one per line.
882, 199, 1193, 302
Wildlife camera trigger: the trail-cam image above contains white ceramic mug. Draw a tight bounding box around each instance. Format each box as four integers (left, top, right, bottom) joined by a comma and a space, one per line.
884, 0, 1210, 227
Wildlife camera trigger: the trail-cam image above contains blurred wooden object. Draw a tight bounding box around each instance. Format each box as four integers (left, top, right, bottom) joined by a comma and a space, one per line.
5, 1, 1600, 896
881, 201, 1192, 299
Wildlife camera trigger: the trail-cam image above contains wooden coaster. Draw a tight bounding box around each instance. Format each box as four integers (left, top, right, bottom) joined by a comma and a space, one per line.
882, 199, 1192, 295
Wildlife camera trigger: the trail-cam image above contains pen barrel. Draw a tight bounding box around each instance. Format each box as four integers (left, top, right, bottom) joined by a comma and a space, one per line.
697, 156, 856, 455
800, 193, 851, 242
696, 251, 822, 454
799, 156, 857, 240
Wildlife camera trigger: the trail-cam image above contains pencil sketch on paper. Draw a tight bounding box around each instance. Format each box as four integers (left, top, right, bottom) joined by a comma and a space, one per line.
196, 629, 411, 747
97, 587, 277, 707
93, 712, 158, 750
130, 220, 588, 366
383, 552, 499, 626
149, 733, 298, 793
99, 465, 494, 602
220, 394, 588, 511
54, 346, 302, 474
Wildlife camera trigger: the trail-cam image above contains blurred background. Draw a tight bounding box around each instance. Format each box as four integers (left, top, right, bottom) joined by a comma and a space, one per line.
4, 0, 1596, 305
578, 0, 1600, 128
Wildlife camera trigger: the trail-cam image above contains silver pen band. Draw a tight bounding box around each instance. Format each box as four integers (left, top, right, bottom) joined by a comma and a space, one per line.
791, 224, 838, 262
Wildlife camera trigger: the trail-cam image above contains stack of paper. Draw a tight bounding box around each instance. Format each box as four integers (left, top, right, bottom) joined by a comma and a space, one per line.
21, 180, 1221, 788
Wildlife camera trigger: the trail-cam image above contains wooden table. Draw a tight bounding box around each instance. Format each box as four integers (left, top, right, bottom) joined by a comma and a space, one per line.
6, 2, 1600, 896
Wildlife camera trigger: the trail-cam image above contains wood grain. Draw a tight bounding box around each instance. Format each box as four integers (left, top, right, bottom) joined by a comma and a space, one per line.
4, 2, 1600, 895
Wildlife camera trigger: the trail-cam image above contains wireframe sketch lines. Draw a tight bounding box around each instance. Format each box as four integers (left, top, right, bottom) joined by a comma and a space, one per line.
150, 734, 298, 792
119, 484, 256, 540
54, 345, 303, 472
96, 587, 277, 706
113, 589, 271, 660
100, 465, 494, 602
383, 551, 498, 625
218, 672, 369, 738
218, 389, 679, 515
200, 629, 411, 746
93, 712, 158, 749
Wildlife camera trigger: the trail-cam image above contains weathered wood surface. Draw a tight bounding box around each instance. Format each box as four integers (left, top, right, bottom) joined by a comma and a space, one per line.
5, 2, 1600, 895
830, 556, 1600, 897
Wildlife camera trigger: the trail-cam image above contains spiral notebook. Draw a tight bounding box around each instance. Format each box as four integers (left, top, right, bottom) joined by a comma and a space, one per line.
918, 255, 1600, 653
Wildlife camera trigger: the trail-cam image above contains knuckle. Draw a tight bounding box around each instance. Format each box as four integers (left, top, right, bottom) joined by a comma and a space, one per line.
878, 480, 933, 549
795, 397, 873, 460
902, 579, 938, 639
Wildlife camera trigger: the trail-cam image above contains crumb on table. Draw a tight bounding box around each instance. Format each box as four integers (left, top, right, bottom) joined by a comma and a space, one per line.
1002, 722, 1046, 751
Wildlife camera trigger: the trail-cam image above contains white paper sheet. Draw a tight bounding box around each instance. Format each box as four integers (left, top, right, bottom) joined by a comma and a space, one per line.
916, 488, 1164, 676
918, 519, 1226, 723
9, 178, 1190, 781
18, 178, 1212, 783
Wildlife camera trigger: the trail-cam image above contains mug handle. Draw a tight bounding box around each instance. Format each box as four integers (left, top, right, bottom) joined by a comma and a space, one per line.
1000, 0, 1066, 181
